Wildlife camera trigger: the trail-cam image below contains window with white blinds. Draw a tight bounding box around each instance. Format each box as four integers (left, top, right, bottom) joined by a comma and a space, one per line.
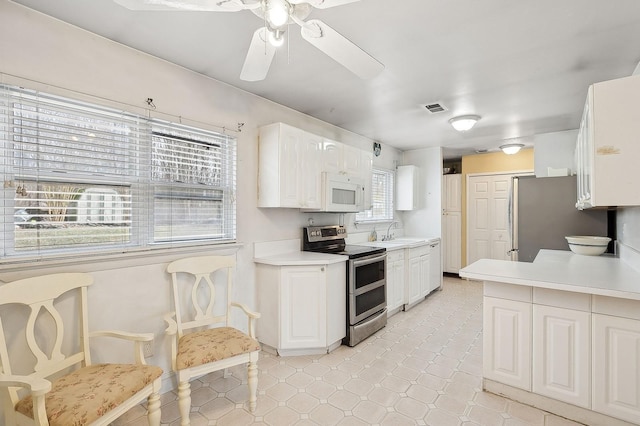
0, 85, 236, 259
356, 168, 394, 222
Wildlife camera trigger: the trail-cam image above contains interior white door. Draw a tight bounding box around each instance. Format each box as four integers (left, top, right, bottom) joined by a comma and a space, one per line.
468, 173, 516, 264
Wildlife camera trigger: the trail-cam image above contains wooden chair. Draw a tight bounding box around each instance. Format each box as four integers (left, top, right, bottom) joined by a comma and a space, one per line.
165, 255, 260, 425
0, 272, 162, 426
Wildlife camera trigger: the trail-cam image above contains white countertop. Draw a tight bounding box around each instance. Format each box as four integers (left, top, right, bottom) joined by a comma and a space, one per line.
460, 249, 640, 301
254, 251, 348, 266
353, 236, 440, 251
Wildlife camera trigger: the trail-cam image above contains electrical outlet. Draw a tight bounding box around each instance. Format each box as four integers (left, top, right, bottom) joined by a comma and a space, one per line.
143, 341, 154, 358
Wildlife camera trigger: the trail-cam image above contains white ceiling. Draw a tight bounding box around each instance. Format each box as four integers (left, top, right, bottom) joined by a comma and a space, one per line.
11, 0, 640, 158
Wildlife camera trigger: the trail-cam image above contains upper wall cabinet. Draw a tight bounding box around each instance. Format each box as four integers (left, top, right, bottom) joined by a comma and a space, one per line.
258, 123, 322, 209
258, 123, 373, 210
576, 75, 640, 209
396, 165, 419, 211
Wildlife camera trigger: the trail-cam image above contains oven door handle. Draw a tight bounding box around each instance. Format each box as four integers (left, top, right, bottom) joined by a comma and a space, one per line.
352, 253, 387, 267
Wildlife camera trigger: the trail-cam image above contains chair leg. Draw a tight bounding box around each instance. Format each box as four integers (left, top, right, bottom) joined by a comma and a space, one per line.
147, 390, 161, 426
178, 380, 192, 426
247, 354, 258, 412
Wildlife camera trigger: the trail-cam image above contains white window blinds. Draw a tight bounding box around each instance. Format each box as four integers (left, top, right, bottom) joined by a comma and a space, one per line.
0, 84, 236, 259
356, 168, 394, 222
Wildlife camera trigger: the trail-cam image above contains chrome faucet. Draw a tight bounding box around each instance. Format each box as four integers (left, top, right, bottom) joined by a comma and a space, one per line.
382, 221, 397, 241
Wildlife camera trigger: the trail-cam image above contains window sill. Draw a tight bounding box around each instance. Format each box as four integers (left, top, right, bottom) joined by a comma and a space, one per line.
0, 241, 244, 275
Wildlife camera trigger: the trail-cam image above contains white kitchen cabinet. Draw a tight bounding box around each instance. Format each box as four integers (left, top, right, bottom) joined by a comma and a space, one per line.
483, 296, 532, 391
575, 74, 640, 209
428, 240, 441, 293
405, 244, 429, 309
256, 262, 346, 355
533, 305, 591, 408
396, 165, 418, 211
386, 249, 405, 316
258, 122, 321, 209
322, 138, 373, 209
592, 313, 640, 423
442, 174, 461, 273
443, 174, 462, 212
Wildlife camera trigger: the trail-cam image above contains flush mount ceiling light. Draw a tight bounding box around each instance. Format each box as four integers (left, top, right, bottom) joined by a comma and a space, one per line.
449, 115, 481, 132
500, 143, 525, 155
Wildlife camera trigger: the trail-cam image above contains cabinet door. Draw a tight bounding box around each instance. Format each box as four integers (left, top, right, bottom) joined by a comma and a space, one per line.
342, 144, 363, 175
443, 211, 461, 273
533, 305, 590, 408
280, 266, 326, 349
387, 256, 405, 313
407, 257, 422, 305
444, 174, 462, 212
322, 138, 342, 174
428, 242, 441, 293
419, 254, 430, 298
278, 125, 303, 207
593, 314, 640, 423
484, 296, 532, 391
300, 132, 322, 209
361, 151, 373, 211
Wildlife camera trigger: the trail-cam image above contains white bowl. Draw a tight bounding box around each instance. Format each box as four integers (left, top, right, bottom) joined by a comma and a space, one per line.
565, 236, 611, 256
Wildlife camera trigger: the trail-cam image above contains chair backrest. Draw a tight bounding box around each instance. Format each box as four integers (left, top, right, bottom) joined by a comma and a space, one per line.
166, 255, 236, 338
0, 273, 94, 407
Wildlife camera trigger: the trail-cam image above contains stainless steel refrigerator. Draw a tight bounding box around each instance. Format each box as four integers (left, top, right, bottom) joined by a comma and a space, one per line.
510, 175, 609, 262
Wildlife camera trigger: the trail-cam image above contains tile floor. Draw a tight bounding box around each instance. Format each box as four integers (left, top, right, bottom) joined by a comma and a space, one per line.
114, 276, 583, 426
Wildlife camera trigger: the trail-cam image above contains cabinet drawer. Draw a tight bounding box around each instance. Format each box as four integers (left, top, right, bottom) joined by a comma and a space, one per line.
409, 245, 429, 258
387, 250, 405, 263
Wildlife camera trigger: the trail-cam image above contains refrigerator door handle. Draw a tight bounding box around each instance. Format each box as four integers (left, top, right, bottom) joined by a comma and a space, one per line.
509, 177, 519, 261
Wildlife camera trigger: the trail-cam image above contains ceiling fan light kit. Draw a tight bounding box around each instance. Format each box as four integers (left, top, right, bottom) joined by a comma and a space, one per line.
500, 143, 525, 155
114, 0, 384, 82
449, 115, 480, 132
265, 0, 290, 28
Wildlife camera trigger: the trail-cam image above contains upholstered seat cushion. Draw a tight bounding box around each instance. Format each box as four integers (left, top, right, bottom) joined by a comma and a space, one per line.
176, 327, 260, 370
15, 363, 162, 426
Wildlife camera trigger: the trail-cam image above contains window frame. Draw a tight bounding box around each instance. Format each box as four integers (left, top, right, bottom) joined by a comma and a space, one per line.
0, 84, 237, 261
355, 167, 395, 223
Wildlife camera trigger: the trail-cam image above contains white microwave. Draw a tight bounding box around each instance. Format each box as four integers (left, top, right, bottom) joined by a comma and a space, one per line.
320, 173, 365, 212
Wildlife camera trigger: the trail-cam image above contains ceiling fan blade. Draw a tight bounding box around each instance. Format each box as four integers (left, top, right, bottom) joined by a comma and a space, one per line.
300, 19, 384, 79
290, 0, 359, 9
240, 27, 277, 81
113, 0, 255, 12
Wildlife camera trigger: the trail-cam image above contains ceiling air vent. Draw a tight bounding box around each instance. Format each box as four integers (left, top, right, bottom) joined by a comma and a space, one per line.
423, 102, 448, 114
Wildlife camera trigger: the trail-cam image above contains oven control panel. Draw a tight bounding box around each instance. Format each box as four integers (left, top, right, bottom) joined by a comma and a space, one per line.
305, 225, 347, 242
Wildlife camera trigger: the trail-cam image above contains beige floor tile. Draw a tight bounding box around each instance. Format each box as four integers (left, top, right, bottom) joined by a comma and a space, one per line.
425, 408, 463, 426
287, 392, 320, 414
351, 399, 388, 424
264, 406, 303, 425
309, 403, 345, 425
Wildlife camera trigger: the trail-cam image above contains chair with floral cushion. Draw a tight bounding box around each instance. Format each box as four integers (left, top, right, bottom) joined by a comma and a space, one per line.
0, 272, 163, 426
165, 255, 260, 425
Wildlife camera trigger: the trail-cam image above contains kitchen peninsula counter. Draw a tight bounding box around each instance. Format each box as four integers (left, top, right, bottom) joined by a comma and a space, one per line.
460, 249, 640, 300
460, 249, 640, 426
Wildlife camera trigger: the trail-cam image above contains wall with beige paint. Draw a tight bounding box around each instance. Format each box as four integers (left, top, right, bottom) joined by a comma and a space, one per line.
460, 149, 534, 267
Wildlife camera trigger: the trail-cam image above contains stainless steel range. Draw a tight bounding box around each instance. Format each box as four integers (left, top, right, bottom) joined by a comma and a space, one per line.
303, 225, 387, 346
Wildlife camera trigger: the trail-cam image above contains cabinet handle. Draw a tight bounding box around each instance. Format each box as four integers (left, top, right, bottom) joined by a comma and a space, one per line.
320, 267, 325, 272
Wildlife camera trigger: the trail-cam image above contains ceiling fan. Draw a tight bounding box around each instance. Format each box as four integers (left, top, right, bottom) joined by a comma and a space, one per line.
114, 0, 384, 81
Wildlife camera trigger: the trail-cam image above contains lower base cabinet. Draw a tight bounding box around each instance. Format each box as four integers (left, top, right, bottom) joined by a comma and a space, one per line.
484, 282, 640, 424
592, 313, 640, 423
533, 305, 591, 408
256, 262, 346, 355
483, 296, 532, 390
386, 250, 405, 314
